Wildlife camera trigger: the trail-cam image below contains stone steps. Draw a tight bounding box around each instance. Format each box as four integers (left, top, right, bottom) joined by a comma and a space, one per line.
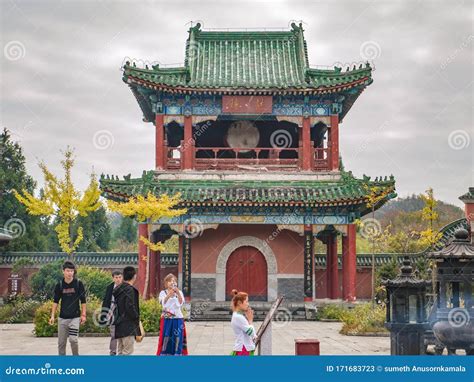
188, 301, 308, 322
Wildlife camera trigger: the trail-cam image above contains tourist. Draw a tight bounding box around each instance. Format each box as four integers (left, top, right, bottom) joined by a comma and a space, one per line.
113, 266, 140, 355
230, 289, 257, 356
156, 273, 188, 355
49, 261, 87, 355
100, 270, 123, 355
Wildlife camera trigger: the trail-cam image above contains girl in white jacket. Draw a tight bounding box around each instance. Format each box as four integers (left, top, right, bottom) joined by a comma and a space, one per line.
230, 289, 257, 355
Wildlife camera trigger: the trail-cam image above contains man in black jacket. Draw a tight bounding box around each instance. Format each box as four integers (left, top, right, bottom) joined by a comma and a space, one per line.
101, 270, 123, 355
112, 266, 140, 355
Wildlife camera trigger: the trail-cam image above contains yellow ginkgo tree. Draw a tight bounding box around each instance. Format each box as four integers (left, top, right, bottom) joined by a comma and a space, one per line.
364, 184, 392, 307
419, 187, 442, 288
108, 192, 186, 298
419, 187, 442, 249
14, 148, 101, 257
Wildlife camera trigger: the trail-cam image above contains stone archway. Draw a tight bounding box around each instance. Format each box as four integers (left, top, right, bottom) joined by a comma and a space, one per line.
215, 236, 277, 301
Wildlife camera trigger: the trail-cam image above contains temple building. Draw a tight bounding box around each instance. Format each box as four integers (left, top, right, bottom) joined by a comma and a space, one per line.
100, 23, 396, 303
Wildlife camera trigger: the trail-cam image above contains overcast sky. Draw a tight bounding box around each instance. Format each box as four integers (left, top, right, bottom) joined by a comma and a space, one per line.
1, 0, 473, 207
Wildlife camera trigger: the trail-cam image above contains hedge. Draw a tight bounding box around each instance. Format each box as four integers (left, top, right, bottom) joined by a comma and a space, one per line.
339, 303, 387, 335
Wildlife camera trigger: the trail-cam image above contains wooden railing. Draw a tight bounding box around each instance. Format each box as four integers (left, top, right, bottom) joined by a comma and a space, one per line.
163, 144, 331, 171
314, 147, 329, 170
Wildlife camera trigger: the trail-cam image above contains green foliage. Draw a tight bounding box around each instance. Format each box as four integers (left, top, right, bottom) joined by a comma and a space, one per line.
30, 260, 63, 300
0, 128, 55, 252
0, 295, 43, 323
374, 256, 399, 303
315, 304, 346, 321
115, 216, 137, 243
76, 206, 111, 252
76, 266, 112, 300
340, 303, 387, 335
140, 298, 162, 333
34, 296, 162, 337
33, 300, 57, 337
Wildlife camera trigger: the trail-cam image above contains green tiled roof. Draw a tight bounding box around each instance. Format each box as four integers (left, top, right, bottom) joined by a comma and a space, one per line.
315, 253, 422, 268
431, 218, 469, 252
122, 23, 372, 93
0, 252, 179, 266
459, 187, 474, 202
99, 170, 396, 209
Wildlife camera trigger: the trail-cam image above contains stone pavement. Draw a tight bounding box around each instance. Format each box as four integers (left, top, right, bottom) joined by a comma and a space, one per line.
0, 322, 389, 355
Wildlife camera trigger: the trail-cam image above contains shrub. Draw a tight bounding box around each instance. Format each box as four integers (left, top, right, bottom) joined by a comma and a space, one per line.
30, 260, 63, 300
0, 296, 43, 323
315, 304, 347, 321
76, 266, 112, 300
140, 298, 162, 333
34, 300, 56, 337
340, 303, 387, 335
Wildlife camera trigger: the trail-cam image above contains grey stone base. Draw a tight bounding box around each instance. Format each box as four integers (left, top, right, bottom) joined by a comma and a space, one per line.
191, 277, 216, 301
277, 278, 304, 301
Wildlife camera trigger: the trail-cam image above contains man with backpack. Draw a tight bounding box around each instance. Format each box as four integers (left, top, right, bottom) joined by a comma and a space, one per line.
49, 261, 87, 355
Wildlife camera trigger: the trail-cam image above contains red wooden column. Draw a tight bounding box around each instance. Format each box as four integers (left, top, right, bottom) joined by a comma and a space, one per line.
137, 223, 149, 298
155, 114, 165, 169
329, 114, 339, 171
326, 233, 339, 299
182, 115, 194, 170
342, 224, 357, 301
301, 116, 312, 170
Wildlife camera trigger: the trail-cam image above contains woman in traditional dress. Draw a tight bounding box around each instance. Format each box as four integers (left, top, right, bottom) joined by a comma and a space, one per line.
230, 289, 257, 356
156, 273, 188, 355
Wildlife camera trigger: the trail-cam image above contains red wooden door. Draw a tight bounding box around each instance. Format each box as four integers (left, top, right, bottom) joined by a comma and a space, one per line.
226, 246, 267, 301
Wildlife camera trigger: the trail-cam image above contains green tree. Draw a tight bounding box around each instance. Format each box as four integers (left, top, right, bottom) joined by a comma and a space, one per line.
76, 205, 111, 252
0, 128, 54, 252
115, 216, 137, 243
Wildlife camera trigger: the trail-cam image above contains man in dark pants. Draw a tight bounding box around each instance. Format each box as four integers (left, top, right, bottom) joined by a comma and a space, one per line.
101, 270, 123, 355
113, 266, 140, 355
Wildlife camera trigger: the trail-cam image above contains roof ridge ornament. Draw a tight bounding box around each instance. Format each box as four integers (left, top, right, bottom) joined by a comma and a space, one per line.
188, 22, 202, 35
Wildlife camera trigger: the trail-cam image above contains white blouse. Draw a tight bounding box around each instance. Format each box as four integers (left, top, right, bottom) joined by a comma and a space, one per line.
231, 311, 257, 351
158, 289, 184, 318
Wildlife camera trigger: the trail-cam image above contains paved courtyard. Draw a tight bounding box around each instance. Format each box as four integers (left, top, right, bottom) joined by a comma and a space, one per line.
0, 322, 389, 355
